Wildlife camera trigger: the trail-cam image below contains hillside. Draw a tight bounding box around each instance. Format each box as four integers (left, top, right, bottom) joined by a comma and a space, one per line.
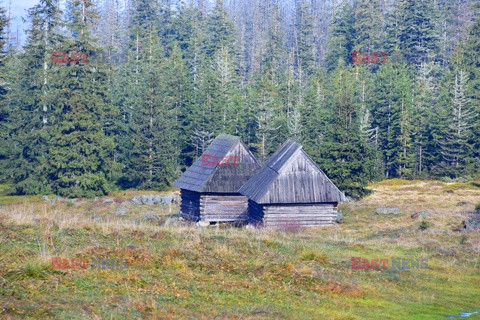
0, 180, 479, 319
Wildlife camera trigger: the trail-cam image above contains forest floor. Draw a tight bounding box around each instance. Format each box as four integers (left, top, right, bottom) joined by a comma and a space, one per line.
0, 179, 480, 319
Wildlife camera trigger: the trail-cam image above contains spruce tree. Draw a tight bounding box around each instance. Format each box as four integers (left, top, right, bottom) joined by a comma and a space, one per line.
204, 0, 235, 57
439, 70, 477, 177
261, 3, 286, 83
353, 0, 384, 54
412, 62, 442, 177
9, 0, 65, 194
454, 16, 480, 173
159, 43, 194, 182
301, 69, 330, 166
0, 5, 6, 96
293, 0, 315, 82
113, 0, 159, 188
47, 0, 117, 197
0, 5, 9, 181
317, 61, 375, 198
370, 61, 416, 178
191, 0, 242, 151
394, 0, 440, 66
248, 69, 284, 161
325, 3, 354, 71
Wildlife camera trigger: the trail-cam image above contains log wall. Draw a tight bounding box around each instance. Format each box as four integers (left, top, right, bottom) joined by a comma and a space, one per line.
179, 189, 201, 221
180, 189, 249, 222
248, 201, 338, 228
248, 200, 265, 226
201, 194, 249, 222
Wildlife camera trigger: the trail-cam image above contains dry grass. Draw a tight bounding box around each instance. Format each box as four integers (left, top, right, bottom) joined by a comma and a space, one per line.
0, 181, 479, 319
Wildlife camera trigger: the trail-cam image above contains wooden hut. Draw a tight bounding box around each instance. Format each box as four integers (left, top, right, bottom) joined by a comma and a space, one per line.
174, 134, 261, 223
239, 140, 346, 228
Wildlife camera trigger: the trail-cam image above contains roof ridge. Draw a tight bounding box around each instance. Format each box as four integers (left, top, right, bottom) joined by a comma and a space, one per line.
265, 139, 302, 173
266, 141, 302, 174
239, 139, 345, 204
174, 134, 260, 193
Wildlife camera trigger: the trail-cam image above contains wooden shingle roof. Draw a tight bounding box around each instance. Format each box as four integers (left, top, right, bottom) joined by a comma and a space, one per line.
239, 140, 346, 204
174, 134, 260, 193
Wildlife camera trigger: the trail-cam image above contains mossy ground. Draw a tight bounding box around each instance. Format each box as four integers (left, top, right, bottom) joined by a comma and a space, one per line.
0, 180, 479, 319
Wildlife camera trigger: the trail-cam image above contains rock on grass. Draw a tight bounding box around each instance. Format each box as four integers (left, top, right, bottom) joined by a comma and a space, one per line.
375, 207, 401, 215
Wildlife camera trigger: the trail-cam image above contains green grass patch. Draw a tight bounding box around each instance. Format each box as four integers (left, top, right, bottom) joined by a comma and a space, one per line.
374, 179, 419, 187
443, 182, 477, 191
0, 183, 12, 195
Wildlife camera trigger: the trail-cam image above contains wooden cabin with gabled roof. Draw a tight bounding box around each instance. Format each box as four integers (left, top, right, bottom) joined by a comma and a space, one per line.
239, 139, 346, 228
174, 134, 261, 223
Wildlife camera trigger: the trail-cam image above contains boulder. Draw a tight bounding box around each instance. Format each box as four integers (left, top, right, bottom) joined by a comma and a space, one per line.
131, 197, 143, 205
437, 248, 457, 256
130, 194, 179, 205
161, 195, 179, 203
456, 201, 471, 207
196, 221, 210, 227
460, 211, 480, 216
463, 219, 480, 231
419, 211, 430, 219
141, 214, 162, 224
336, 211, 343, 223
412, 211, 431, 219
144, 195, 155, 205
375, 207, 401, 215
116, 206, 128, 215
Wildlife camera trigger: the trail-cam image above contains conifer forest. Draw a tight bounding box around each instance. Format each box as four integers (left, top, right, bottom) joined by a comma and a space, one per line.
0, 0, 479, 198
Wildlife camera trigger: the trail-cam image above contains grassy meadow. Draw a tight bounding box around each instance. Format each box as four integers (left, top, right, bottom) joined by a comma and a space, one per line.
0, 180, 479, 319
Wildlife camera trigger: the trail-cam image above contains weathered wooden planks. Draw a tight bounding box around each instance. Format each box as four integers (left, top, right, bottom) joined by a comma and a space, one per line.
200, 194, 248, 222
248, 202, 338, 228
239, 140, 346, 204
175, 134, 260, 193
180, 190, 249, 222
179, 189, 202, 220
178, 137, 345, 228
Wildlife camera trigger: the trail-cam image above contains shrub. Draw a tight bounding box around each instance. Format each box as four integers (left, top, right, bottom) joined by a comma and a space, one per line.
4, 262, 53, 280
475, 203, 480, 211
419, 220, 430, 231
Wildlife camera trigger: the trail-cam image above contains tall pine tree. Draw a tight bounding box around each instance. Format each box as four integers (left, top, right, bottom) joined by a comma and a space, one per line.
317, 61, 375, 198
47, 0, 117, 197
10, 0, 65, 194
